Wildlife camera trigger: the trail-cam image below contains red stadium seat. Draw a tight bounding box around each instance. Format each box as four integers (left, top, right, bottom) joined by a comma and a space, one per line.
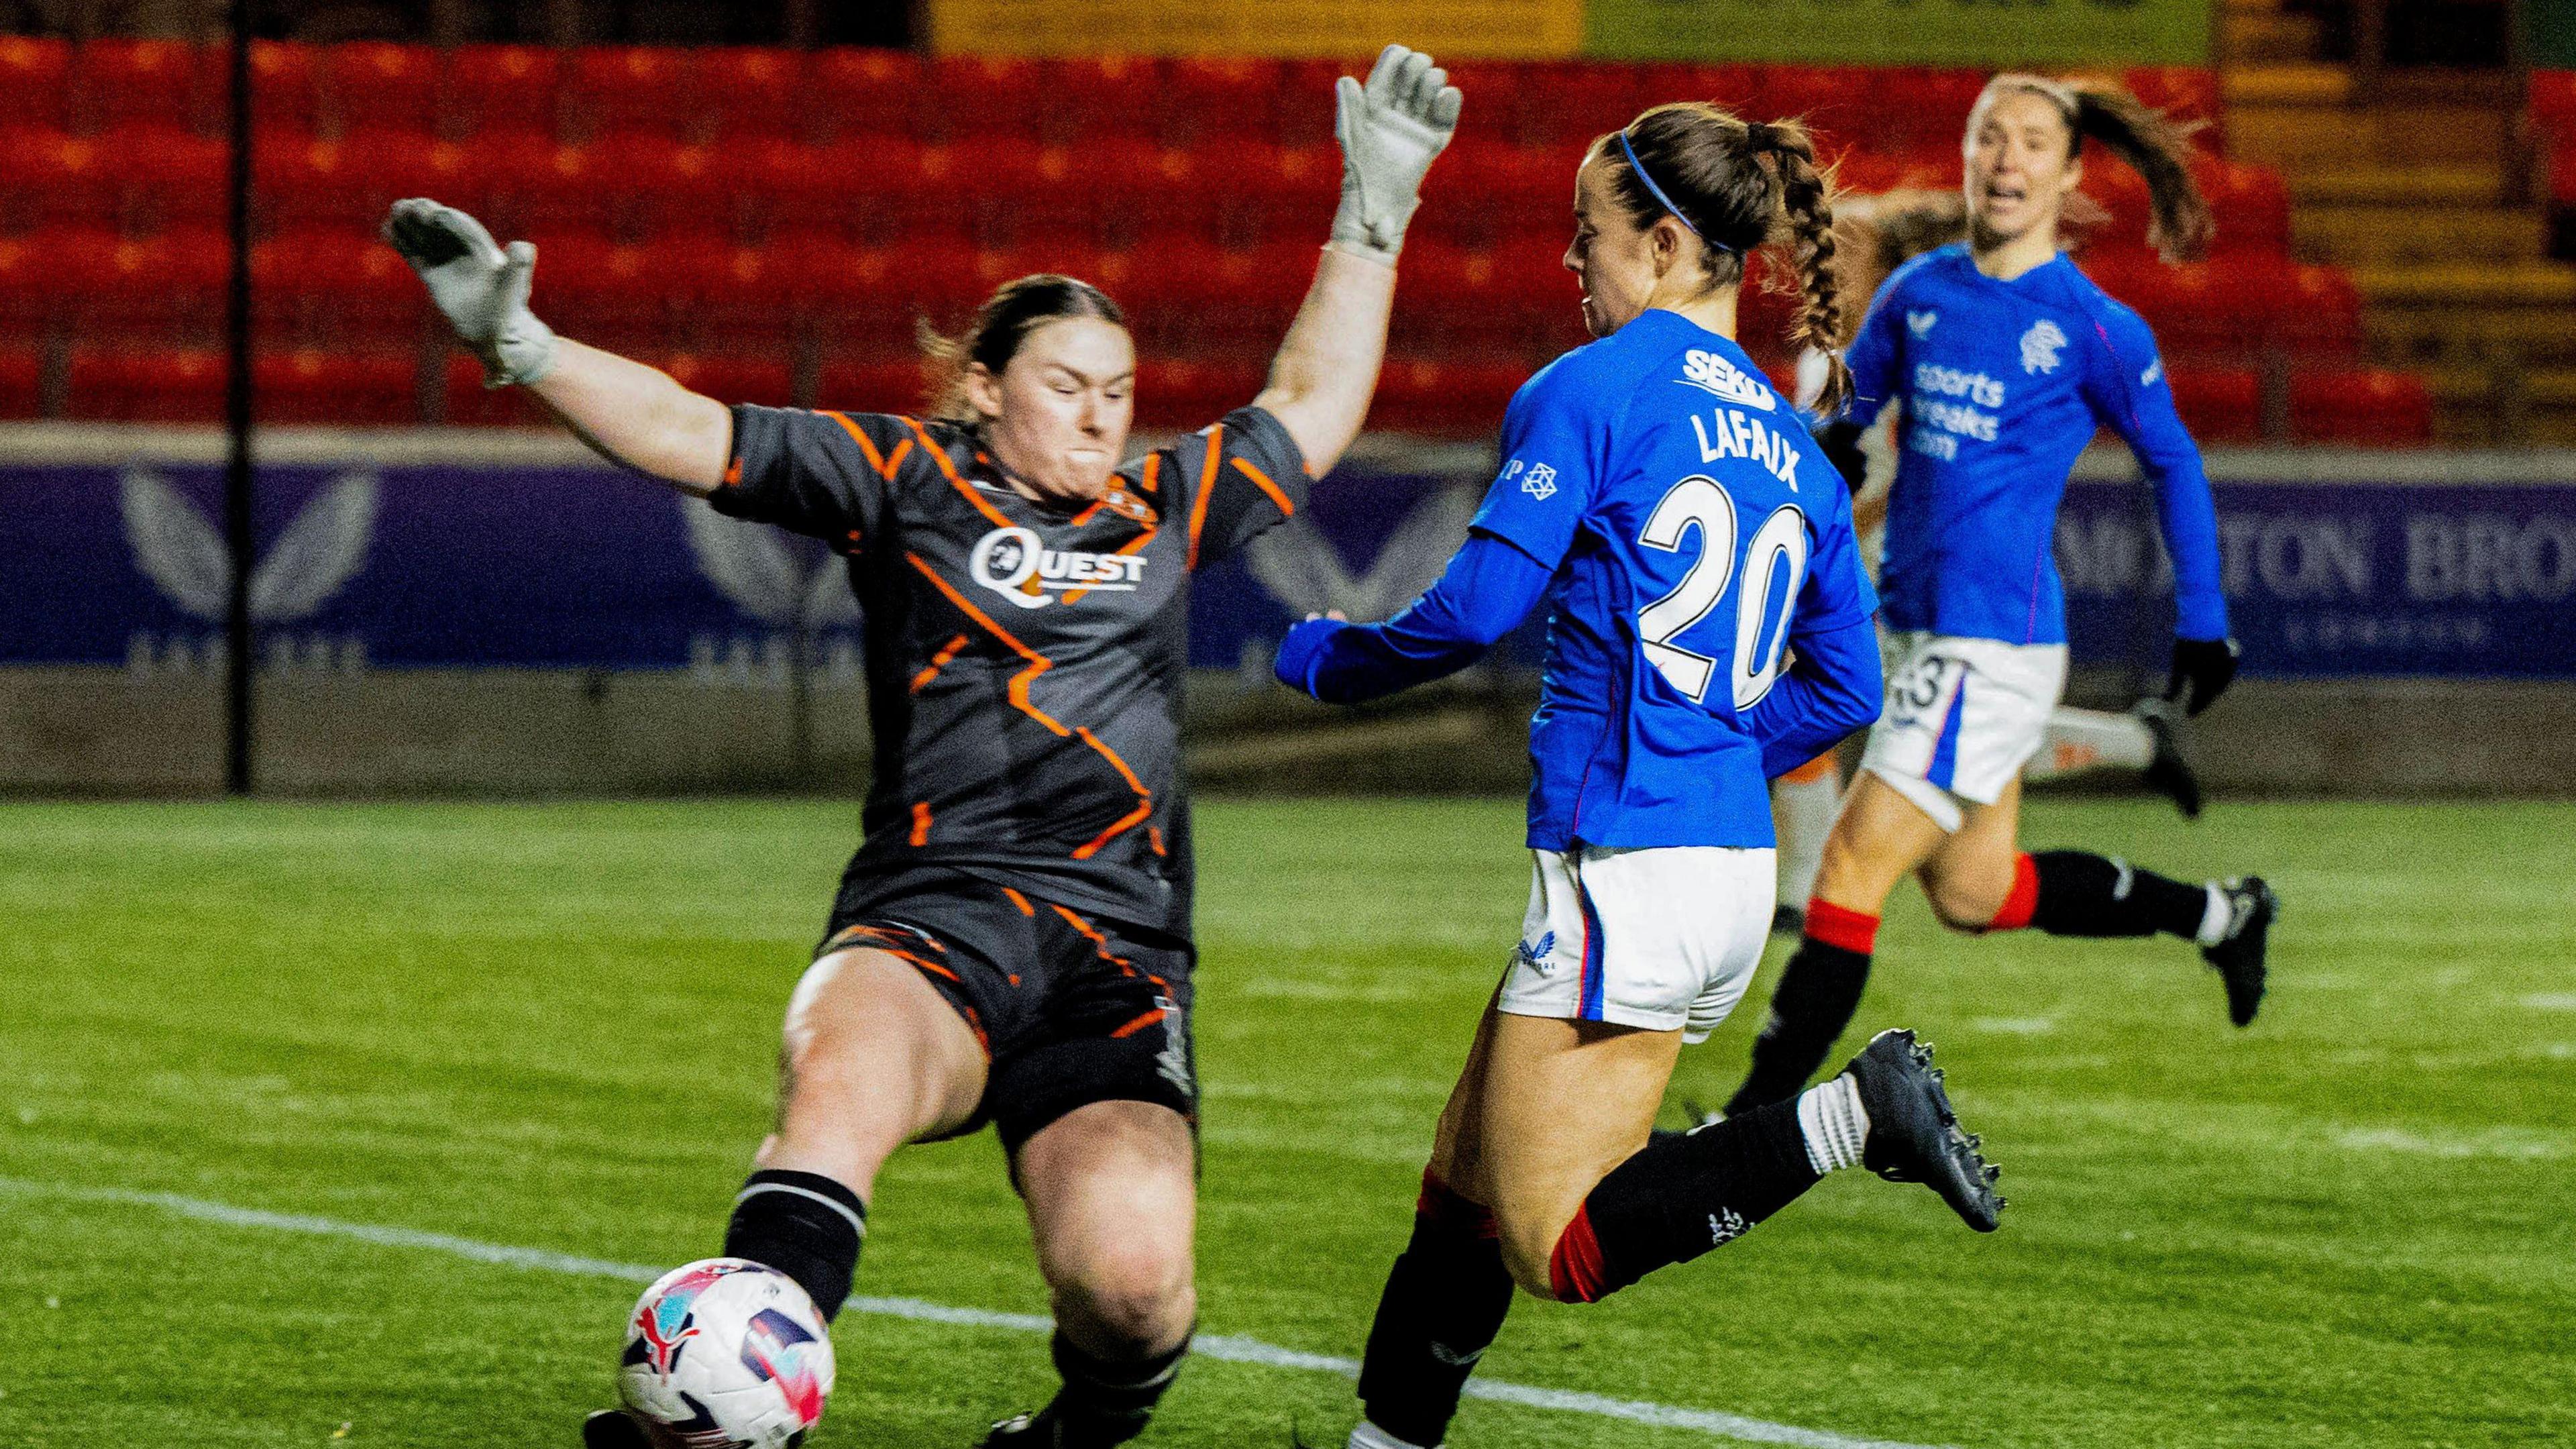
2534, 70, 2576, 130
524, 232, 664, 353
1746, 66, 1877, 151
653, 352, 795, 408
443, 45, 561, 138
653, 235, 800, 354
1206, 139, 1338, 248
66, 347, 226, 422
0, 128, 123, 230
441, 352, 544, 424
0, 231, 58, 343
2271, 264, 2364, 354
2553, 133, 2576, 206
1869, 68, 1987, 153
249, 40, 325, 136
2166, 365, 2263, 443
815, 357, 938, 415
1131, 239, 1308, 356
1649, 62, 1761, 113
482, 132, 622, 238
1275, 58, 1353, 149
567, 46, 694, 142
809, 48, 924, 144
699, 48, 806, 142
63, 227, 229, 345
1392, 239, 1582, 361
1423, 142, 1570, 248
1083, 140, 1220, 250
1044, 55, 1159, 145
332, 42, 439, 138
0, 344, 41, 417
258, 349, 420, 425
255, 131, 392, 232
1165, 57, 1282, 147
1133, 358, 1265, 429
1515, 62, 1648, 148
0, 36, 72, 129
743, 140, 885, 244
251, 230, 421, 347
2125, 67, 2224, 148
595, 132, 740, 241
76, 38, 218, 134
2290, 368, 2432, 445
925, 54, 1044, 143
1369, 358, 1526, 436
797, 237, 994, 362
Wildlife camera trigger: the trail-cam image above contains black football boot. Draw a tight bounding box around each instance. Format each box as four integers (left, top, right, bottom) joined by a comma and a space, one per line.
580, 1411, 652, 1449
1841, 1028, 2004, 1232
2201, 875, 2276, 1027
2133, 698, 2204, 820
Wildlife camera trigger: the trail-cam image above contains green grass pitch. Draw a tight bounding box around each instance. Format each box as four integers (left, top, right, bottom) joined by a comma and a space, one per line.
1, 796, 2571, 1448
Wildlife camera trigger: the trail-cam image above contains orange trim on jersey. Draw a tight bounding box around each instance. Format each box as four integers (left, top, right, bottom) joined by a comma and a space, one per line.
1069, 497, 1106, 527
909, 801, 933, 847
1068, 723, 1155, 860
905, 552, 1070, 737
1051, 903, 1133, 971
1060, 513, 1158, 606
1136, 453, 1161, 495
909, 633, 971, 694
1230, 455, 1295, 518
1147, 825, 1166, 857
1184, 423, 1224, 570
818, 410, 904, 481
900, 414, 1013, 529
1000, 886, 1035, 916
722, 455, 742, 486
1108, 1008, 1167, 1039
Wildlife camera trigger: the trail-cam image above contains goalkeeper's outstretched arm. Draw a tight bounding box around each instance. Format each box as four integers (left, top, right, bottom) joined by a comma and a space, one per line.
523, 340, 731, 496
381, 198, 730, 495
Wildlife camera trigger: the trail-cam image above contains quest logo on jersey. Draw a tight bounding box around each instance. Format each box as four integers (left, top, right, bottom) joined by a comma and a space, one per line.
1678, 350, 1776, 411
967, 526, 1147, 610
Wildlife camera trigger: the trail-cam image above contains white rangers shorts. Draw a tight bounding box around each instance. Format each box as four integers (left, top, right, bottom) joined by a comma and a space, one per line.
1497, 844, 1776, 1044
1860, 631, 2070, 833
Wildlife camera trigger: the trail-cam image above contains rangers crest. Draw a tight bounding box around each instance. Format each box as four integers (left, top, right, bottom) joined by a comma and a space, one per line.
2019, 319, 2068, 375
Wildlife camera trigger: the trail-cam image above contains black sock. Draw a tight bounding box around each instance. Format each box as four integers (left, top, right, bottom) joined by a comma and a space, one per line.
1042, 1330, 1189, 1448
1355, 1172, 1515, 1449
2030, 851, 2208, 940
722, 1169, 866, 1322
1550, 1099, 1820, 1303
1725, 938, 1870, 1115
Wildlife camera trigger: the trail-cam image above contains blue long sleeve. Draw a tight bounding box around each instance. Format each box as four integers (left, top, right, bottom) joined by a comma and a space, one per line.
2086, 310, 2230, 641
1741, 611, 1884, 777
1275, 530, 1553, 706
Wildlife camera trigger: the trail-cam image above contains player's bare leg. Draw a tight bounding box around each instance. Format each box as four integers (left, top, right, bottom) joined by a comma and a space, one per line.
2027, 702, 2203, 818
1769, 753, 1845, 933
979, 1101, 1199, 1446
586, 950, 987, 1448
1725, 771, 1946, 1114
1349, 1002, 1997, 1449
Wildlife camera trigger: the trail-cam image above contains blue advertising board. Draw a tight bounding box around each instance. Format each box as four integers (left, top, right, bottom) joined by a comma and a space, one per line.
5, 449, 2571, 680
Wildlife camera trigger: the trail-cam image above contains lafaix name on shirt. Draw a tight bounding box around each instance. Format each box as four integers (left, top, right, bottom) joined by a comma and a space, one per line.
1900, 316, 2071, 461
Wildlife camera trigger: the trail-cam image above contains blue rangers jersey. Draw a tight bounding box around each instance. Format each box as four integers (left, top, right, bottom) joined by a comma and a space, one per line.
1844, 243, 2229, 645
1474, 309, 1879, 852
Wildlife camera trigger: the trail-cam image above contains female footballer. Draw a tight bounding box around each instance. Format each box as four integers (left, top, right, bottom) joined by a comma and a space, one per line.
1272, 103, 2004, 1449
1770, 182, 2204, 935
1723, 75, 2278, 1121
384, 46, 1462, 1449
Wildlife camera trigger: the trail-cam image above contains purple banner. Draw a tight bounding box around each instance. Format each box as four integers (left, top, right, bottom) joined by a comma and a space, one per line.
4, 457, 2571, 679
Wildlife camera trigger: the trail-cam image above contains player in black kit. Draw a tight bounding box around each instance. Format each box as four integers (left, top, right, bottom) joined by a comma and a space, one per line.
383, 45, 1462, 1449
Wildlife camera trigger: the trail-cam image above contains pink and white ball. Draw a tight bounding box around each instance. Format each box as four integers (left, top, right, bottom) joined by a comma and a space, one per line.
617, 1258, 835, 1449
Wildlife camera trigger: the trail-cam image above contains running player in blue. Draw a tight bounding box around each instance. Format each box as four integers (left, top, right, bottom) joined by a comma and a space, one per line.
1271, 101, 2006, 1449
1724, 74, 2281, 1118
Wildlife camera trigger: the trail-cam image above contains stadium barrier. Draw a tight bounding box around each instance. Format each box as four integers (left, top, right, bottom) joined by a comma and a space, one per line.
2, 429, 2569, 796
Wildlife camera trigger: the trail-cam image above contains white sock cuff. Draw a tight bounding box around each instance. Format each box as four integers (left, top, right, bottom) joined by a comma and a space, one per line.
2195, 883, 2231, 947
1797, 1073, 1870, 1175
1350, 1421, 1434, 1449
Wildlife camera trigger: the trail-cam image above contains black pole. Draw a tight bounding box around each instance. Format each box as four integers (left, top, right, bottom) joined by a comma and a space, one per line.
223, 1, 256, 794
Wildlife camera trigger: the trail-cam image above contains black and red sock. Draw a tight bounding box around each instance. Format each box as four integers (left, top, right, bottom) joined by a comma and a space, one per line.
1990, 851, 2211, 941
1354, 1169, 1515, 1449
1724, 901, 1876, 1115
1549, 1099, 1821, 1304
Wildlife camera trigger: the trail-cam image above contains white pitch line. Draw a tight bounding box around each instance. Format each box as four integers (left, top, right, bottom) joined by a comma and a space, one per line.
1, 1177, 1951, 1449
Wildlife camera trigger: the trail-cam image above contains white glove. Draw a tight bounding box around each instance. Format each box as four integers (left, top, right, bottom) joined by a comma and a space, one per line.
1328, 44, 1463, 264
380, 198, 559, 388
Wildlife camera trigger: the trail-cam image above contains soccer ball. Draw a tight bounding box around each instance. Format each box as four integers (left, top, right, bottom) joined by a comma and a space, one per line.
617, 1258, 836, 1449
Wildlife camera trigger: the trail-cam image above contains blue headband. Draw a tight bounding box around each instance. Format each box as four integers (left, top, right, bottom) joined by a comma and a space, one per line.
1617, 129, 1733, 252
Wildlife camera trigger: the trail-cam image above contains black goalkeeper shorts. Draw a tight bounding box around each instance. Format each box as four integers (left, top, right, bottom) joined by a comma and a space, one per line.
816, 866, 1196, 1155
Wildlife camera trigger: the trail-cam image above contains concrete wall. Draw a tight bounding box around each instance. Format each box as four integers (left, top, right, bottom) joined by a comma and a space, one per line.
5, 664, 2568, 798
